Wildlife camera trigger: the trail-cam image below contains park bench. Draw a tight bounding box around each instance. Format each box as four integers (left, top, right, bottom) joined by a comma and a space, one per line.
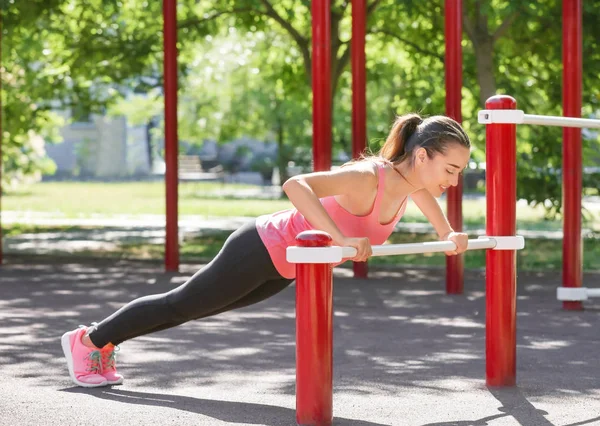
178, 155, 225, 182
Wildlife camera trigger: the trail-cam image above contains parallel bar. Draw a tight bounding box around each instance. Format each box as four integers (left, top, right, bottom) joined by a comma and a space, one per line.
0, 16, 3, 266
351, 0, 368, 279
163, 0, 179, 272
311, 0, 332, 172
485, 95, 518, 387
562, 0, 584, 311
344, 238, 497, 258
287, 236, 524, 264
444, 0, 465, 295
295, 232, 333, 426
478, 109, 600, 128
351, 0, 367, 162
525, 114, 599, 128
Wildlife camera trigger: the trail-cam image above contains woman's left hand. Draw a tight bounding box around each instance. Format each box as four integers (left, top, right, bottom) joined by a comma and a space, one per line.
441, 231, 468, 255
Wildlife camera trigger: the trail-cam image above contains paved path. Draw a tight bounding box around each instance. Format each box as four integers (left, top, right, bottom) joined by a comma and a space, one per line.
0, 210, 574, 256
1, 257, 599, 425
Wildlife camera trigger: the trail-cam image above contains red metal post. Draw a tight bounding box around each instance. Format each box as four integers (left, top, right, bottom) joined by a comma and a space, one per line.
485, 95, 517, 387
312, 0, 332, 172
562, 0, 583, 310
0, 17, 3, 266
444, 0, 464, 294
163, 0, 179, 272
351, 0, 368, 279
295, 231, 334, 426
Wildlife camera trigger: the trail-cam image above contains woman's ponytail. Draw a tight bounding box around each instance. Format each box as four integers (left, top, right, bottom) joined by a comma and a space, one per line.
379, 114, 423, 162
345, 112, 469, 169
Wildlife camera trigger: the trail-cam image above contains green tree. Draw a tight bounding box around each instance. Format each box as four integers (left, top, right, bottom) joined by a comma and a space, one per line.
4, 0, 600, 219
462, 0, 600, 216
179, 28, 313, 183
1, 0, 165, 187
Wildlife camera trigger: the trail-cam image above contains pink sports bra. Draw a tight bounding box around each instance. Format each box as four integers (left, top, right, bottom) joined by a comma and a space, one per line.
255, 160, 408, 278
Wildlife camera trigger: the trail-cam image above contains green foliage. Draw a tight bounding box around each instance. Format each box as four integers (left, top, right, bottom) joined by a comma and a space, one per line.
3, 0, 600, 218
1, 0, 164, 188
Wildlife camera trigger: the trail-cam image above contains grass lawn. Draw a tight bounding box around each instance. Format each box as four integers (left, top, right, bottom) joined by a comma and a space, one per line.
3, 181, 594, 231
4, 181, 600, 272
3, 181, 292, 217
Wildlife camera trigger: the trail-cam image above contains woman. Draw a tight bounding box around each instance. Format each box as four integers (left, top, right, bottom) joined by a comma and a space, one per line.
61, 113, 471, 387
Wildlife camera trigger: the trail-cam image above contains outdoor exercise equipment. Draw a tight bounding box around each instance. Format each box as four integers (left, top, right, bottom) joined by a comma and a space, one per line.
288, 234, 524, 426
478, 104, 600, 308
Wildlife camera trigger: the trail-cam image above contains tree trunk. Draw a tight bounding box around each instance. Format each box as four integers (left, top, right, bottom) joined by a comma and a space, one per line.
145, 119, 155, 170
276, 116, 289, 188
463, 2, 519, 107
472, 37, 497, 107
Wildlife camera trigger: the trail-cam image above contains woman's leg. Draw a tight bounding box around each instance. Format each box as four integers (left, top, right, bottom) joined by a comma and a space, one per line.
134, 278, 296, 337
87, 220, 286, 347
118, 277, 294, 338
197, 277, 294, 318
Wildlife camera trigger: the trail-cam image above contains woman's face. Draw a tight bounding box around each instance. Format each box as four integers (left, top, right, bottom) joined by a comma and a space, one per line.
414, 143, 471, 197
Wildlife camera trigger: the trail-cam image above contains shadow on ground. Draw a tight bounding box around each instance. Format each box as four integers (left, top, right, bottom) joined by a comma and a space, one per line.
1, 255, 600, 425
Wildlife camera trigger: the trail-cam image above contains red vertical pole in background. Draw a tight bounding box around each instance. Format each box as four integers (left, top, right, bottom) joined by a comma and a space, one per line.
445, 0, 464, 294
0, 17, 3, 266
485, 95, 517, 387
163, 0, 179, 272
562, 0, 583, 310
312, 0, 331, 172
351, 0, 368, 279
295, 231, 334, 426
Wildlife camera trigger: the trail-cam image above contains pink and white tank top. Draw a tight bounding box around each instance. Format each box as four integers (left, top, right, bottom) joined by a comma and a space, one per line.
255, 161, 408, 279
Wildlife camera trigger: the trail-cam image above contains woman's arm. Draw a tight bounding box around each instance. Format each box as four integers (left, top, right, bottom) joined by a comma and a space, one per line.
409, 188, 453, 238
410, 188, 468, 255
282, 164, 375, 260
282, 164, 374, 244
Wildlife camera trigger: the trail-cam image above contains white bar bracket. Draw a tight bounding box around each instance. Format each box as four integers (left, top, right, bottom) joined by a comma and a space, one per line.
557, 287, 600, 301
478, 110, 525, 125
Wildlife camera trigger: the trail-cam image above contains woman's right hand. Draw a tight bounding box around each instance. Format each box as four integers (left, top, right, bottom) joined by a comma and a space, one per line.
341, 237, 372, 262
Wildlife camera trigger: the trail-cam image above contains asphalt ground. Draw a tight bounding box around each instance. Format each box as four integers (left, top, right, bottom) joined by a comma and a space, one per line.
1, 256, 600, 425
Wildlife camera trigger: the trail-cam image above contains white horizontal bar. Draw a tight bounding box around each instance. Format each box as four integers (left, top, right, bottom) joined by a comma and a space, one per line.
478, 110, 525, 125
523, 114, 600, 129
286, 236, 524, 264
478, 110, 600, 129
557, 287, 600, 301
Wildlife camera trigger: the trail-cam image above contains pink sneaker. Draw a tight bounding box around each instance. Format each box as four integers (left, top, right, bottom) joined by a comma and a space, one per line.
88, 322, 124, 385
61, 326, 108, 387
99, 344, 124, 385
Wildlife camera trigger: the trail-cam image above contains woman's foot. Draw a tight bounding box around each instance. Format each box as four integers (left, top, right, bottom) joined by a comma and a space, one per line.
99, 343, 124, 385
61, 326, 108, 387
89, 322, 124, 385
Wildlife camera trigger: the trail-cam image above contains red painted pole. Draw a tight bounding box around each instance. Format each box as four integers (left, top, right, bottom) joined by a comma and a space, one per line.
351, 0, 368, 279
444, 0, 464, 294
562, 0, 583, 310
311, 0, 331, 172
163, 0, 179, 272
295, 231, 334, 426
0, 17, 3, 266
485, 96, 517, 387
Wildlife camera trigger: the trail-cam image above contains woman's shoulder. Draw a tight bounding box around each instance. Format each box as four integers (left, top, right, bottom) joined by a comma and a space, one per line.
340, 157, 382, 176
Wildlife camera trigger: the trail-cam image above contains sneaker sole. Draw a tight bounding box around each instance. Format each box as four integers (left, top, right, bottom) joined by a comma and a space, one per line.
61, 330, 108, 388
104, 376, 124, 385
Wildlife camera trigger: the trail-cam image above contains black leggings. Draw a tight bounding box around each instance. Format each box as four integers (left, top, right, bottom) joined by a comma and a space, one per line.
88, 220, 294, 348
